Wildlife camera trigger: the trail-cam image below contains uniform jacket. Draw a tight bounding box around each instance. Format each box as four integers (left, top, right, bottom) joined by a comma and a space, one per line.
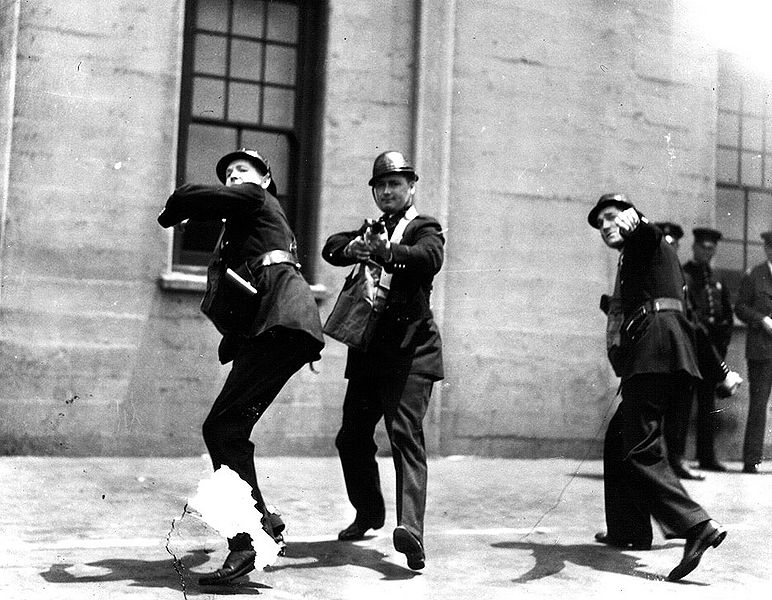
683, 260, 733, 355
158, 183, 324, 363
735, 262, 772, 361
614, 220, 701, 381
322, 211, 444, 381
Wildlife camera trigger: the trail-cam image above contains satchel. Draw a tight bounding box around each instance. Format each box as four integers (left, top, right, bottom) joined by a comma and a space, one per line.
323, 206, 417, 350
322, 262, 382, 351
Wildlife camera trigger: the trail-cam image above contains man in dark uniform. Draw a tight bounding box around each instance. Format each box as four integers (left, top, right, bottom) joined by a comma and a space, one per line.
322, 151, 444, 570
734, 230, 772, 474
157, 149, 324, 585
683, 228, 734, 471
589, 194, 726, 582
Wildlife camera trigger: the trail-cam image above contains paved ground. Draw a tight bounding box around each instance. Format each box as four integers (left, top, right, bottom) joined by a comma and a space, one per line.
1, 455, 769, 599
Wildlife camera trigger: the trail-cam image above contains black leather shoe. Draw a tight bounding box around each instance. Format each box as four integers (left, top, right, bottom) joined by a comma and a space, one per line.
667, 520, 726, 581
393, 526, 425, 570
262, 510, 287, 554
337, 518, 384, 541
671, 461, 706, 480
743, 463, 760, 474
594, 531, 652, 551
698, 460, 727, 472
198, 549, 256, 586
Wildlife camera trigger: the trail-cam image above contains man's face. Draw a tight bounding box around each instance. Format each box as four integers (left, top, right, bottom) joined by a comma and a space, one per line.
693, 241, 717, 265
225, 159, 268, 188
372, 174, 415, 215
597, 206, 625, 249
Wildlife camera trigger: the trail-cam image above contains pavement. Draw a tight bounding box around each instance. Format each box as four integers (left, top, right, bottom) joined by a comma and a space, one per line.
1, 455, 769, 599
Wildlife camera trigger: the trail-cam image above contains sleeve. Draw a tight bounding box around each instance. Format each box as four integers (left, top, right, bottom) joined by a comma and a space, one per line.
321, 228, 364, 266
380, 217, 444, 276
157, 183, 264, 228
734, 270, 764, 325
623, 219, 660, 264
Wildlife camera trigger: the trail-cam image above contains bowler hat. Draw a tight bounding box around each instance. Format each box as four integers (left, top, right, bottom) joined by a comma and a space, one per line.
587, 193, 635, 228
693, 227, 722, 245
368, 151, 419, 186
216, 148, 278, 197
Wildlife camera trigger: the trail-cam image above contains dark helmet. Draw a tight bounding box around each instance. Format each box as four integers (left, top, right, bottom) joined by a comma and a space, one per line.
215, 148, 277, 197
368, 151, 419, 186
587, 193, 635, 228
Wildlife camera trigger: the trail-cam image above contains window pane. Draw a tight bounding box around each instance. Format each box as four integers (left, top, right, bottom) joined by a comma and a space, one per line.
743, 80, 768, 116
717, 67, 741, 112
265, 44, 296, 85
740, 151, 762, 187
231, 39, 264, 81
712, 240, 745, 273
717, 111, 739, 148
232, 0, 265, 37
241, 130, 290, 196
267, 2, 298, 43
742, 116, 764, 152
192, 77, 225, 118
748, 191, 772, 241
228, 82, 262, 123
263, 87, 295, 128
716, 187, 745, 240
194, 34, 227, 76
186, 124, 237, 184
196, 0, 229, 32
716, 147, 738, 184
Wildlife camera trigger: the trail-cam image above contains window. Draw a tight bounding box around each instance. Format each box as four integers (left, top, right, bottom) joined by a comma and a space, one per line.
174, 0, 325, 270
715, 51, 772, 294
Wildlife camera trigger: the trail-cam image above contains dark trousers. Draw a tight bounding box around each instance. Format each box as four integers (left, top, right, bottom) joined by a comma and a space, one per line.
743, 358, 772, 466
695, 378, 720, 464
202, 329, 309, 550
335, 371, 433, 542
604, 373, 710, 543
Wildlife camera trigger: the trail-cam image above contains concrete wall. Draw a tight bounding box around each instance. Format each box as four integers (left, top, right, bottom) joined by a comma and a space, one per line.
0, 0, 764, 459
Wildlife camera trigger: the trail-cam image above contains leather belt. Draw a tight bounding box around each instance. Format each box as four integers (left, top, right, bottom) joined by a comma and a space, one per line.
635, 297, 683, 315
255, 249, 300, 269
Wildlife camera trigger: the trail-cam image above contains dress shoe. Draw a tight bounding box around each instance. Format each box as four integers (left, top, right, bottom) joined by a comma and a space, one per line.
262, 509, 286, 554
671, 460, 706, 481
743, 463, 760, 474
594, 531, 651, 551
337, 518, 384, 541
198, 549, 256, 586
392, 526, 425, 570
667, 519, 726, 581
698, 460, 727, 472
715, 370, 742, 398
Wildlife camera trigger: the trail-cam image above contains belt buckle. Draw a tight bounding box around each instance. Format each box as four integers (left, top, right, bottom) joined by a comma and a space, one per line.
652, 300, 660, 312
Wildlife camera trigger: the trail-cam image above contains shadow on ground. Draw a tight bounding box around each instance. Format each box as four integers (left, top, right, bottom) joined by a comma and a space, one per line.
271, 537, 419, 581
493, 539, 708, 586
40, 549, 269, 596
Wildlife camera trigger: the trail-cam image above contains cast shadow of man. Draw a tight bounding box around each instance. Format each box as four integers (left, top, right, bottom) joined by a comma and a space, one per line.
493, 539, 709, 586
270, 536, 419, 581
40, 549, 268, 596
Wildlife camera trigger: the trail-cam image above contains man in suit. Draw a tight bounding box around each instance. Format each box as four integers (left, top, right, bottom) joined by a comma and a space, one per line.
158, 149, 325, 585
589, 194, 726, 582
683, 228, 734, 471
322, 151, 444, 570
734, 230, 772, 474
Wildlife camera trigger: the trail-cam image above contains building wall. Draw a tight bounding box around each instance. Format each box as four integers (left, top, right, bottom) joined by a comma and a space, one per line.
0, 0, 763, 459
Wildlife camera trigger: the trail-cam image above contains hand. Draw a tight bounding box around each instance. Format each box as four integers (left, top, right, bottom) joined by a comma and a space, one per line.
364, 228, 392, 260
614, 207, 640, 237
762, 316, 772, 336
344, 236, 371, 261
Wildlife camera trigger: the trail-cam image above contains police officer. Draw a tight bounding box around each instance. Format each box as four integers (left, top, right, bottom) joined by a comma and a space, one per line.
158, 149, 324, 585
322, 151, 444, 570
683, 228, 734, 471
735, 230, 772, 474
590, 195, 726, 582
